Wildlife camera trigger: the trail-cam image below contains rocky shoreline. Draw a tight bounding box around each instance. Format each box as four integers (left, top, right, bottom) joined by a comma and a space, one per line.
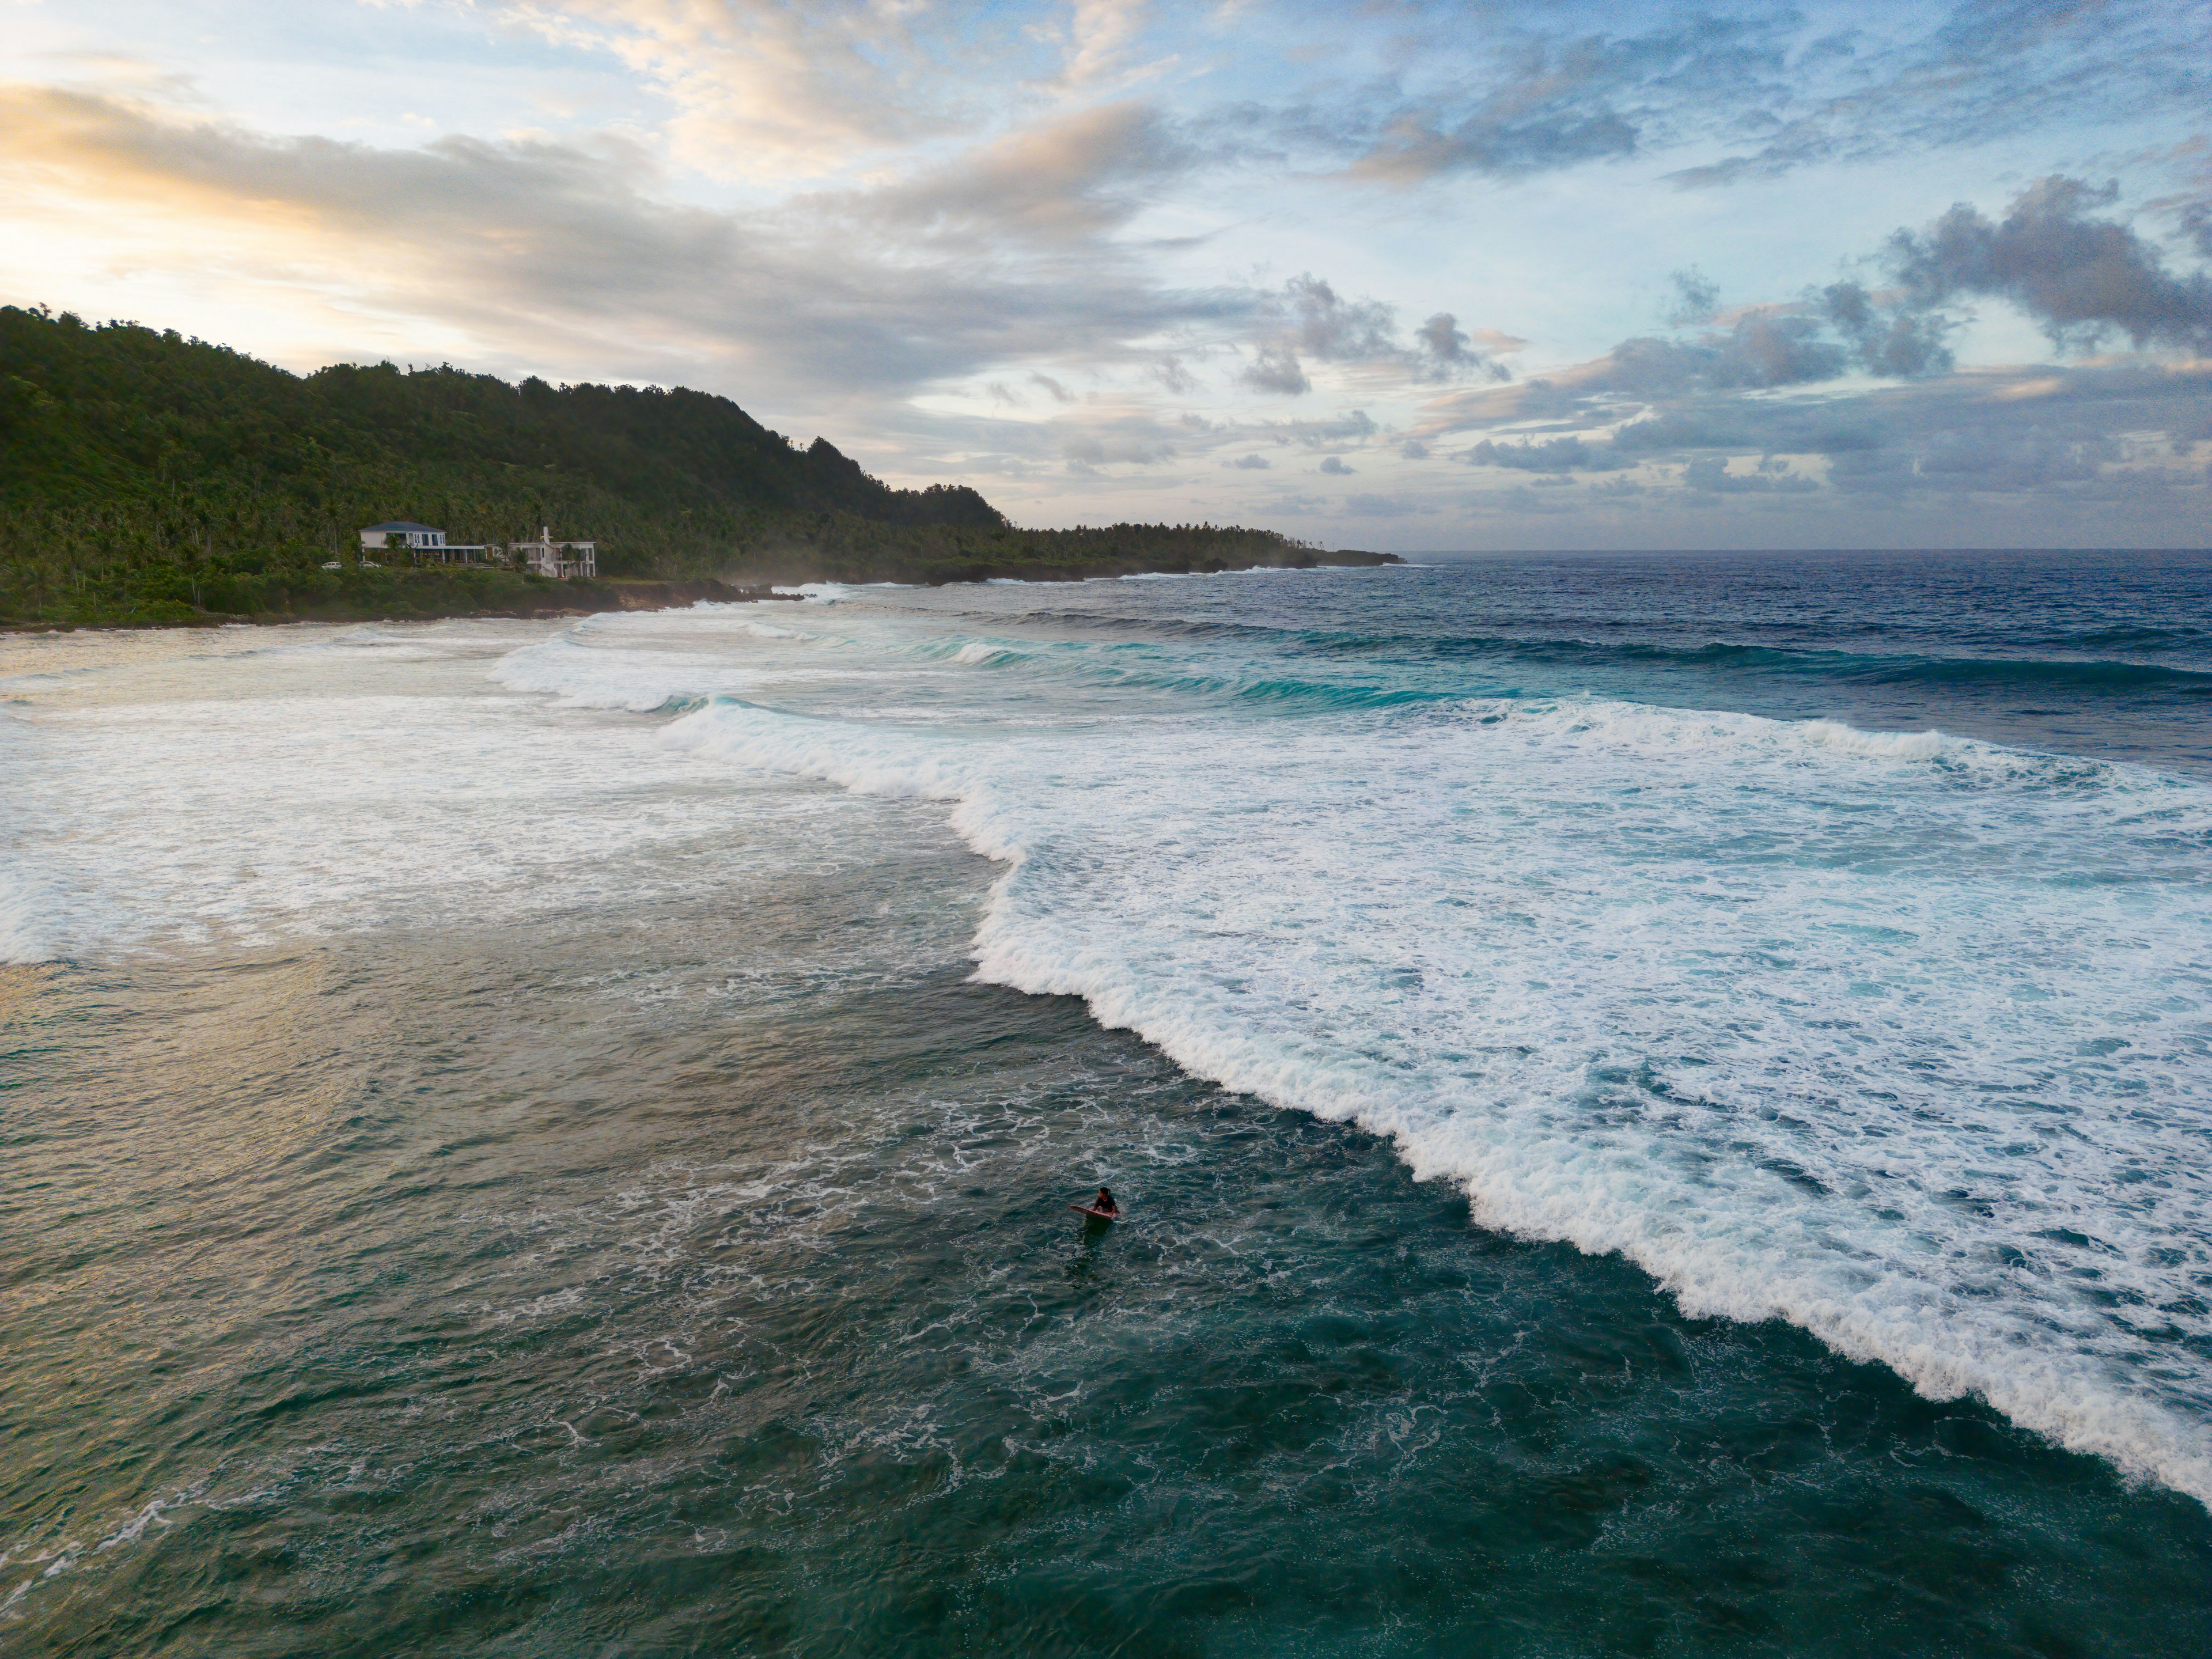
1, 556, 1398, 632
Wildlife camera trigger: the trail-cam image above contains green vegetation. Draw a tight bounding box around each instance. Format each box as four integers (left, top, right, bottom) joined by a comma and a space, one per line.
0, 305, 1388, 628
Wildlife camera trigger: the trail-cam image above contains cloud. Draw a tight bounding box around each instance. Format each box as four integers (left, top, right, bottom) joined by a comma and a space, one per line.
1430, 292, 1946, 422
1556, 312, 1855, 398
1414, 311, 1509, 384
1226, 3, 2202, 210
490, 1, 1172, 179
500, 0, 960, 176
1056, 408, 1182, 467
1663, 268, 1720, 328
1278, 273, 1397, 361
1666, 2, 2210, 187
1225, 452, 1271, 469
0, 83, 1249, 418
1289, 408, 1378, 448
1317, 455, 1353, 474
1680, 456, 1818, 494
848, 100, 1197, 247
1428, 176, 2210, 445
1241, 276, 1505, 395
1241, 343, 1310, 395
1820, 281, 1956, 378
1378, 174, 2207, 528
1343, 17, 1776, 184
1423, 187, 2207, 520
1055, 0, 1162, 89
1342, 493, 1422, 516
1464, 435, 1624, 471
1152, 353, 1198, 393
1885, 175, 2212, 353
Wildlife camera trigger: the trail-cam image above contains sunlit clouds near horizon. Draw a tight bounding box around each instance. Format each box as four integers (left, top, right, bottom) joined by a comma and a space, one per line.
3, 0, 2209, 548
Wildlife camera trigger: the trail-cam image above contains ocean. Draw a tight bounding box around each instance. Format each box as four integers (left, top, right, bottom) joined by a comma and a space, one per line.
4, 548, 2210, 1656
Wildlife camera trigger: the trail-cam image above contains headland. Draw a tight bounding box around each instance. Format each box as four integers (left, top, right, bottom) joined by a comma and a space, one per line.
0, 305, 1396, 631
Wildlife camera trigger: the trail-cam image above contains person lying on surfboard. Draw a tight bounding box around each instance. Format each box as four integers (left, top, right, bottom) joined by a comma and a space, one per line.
1069, 1186, 1118, 1220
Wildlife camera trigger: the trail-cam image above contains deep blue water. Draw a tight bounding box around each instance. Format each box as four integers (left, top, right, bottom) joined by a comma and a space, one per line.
4, 548, 2210, 1656
995, 548, 2212, 774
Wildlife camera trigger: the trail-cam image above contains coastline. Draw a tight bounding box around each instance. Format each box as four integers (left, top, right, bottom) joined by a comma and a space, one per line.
1, 550, 1400, 633
0, 577, 794, 634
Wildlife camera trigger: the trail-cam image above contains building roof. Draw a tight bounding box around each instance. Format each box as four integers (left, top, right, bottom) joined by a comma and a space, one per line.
360, 521, 442, 534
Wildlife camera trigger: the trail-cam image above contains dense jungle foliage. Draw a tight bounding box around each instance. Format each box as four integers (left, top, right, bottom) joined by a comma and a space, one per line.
0, 307, 1376, 627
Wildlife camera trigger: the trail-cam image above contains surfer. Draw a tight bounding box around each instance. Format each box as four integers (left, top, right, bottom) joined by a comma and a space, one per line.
1070, 1185, 1118, 1220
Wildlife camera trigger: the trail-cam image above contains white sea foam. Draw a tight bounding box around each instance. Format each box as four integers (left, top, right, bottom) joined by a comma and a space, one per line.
0, 632, 844, 956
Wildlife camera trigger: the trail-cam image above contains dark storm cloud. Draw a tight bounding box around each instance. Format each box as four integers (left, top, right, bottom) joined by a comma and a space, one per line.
1885, 176, 2212, 353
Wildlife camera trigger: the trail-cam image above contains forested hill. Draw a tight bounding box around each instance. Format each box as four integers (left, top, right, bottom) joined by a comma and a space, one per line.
1, 304, 998, 550
1, 306, 1385, 627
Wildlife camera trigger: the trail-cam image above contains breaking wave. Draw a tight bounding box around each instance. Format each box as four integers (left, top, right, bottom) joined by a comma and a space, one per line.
618, 612, 2212, 1509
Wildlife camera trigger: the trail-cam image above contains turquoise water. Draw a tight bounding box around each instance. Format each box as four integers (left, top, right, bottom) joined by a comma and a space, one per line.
5, 551, 2211, 1654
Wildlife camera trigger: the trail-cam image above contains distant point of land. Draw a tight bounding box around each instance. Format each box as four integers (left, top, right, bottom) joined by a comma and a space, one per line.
0, 306, 1396, 630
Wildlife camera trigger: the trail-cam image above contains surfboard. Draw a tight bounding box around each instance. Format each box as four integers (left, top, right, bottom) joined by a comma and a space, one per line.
1069, 1204, 1118, 1222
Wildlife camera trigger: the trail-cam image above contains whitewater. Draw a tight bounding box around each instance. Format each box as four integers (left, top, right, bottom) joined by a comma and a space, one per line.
5, 553, 2210, 1523
504, 579, 2212, 1506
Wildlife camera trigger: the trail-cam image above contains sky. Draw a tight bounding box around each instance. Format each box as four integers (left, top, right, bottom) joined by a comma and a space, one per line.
2, 1, 2208, 550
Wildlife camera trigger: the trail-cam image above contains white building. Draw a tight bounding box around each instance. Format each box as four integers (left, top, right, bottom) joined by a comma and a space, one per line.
357, 521, 498, 564
511, 525, 598, 580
